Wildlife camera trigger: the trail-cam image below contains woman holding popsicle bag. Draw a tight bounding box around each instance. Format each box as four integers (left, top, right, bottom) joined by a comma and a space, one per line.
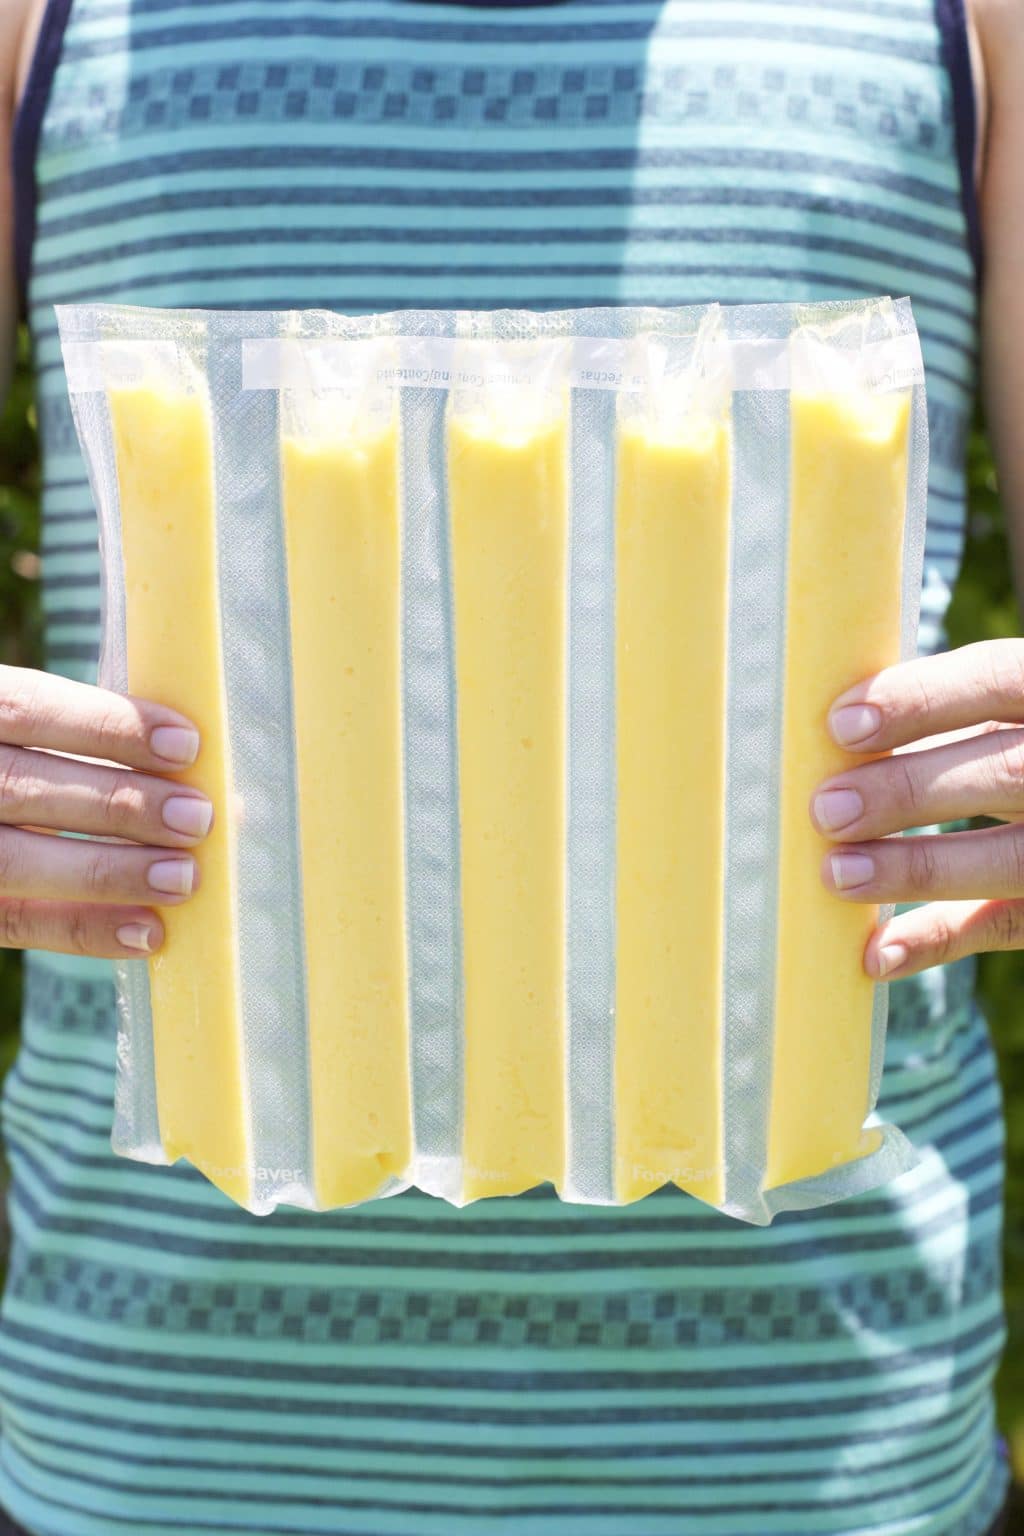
0, 0, 1018, 1533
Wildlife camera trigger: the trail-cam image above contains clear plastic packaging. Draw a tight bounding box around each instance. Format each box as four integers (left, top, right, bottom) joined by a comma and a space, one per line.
56, 297, 929, 1224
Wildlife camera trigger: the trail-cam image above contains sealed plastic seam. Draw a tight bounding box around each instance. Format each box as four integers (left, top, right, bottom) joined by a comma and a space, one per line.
56, 297, 928, 1225
234, 329, 924, 396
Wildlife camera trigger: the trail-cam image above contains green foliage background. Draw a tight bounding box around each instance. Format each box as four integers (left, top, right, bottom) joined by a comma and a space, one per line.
0, 324, 42, 1095
0, 330, 1019, 1493
944, 416, 1024, 1488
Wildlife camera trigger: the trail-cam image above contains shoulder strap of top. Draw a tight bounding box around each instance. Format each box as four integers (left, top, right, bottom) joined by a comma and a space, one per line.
933, 0, 983, 287
12, 0, 74, 324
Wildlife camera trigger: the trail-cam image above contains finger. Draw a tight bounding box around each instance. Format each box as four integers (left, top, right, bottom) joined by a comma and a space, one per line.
0, 664, 202, 772
0, 896, 166, 958
827, 639, 1024, 753
0, 743, 215, 846
822, 822, 1024, 903
811, 725, 1024, 841
863, 898, 1024, 980
0, 824, 200, 905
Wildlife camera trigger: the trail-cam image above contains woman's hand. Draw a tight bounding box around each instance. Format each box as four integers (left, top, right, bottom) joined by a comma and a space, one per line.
812, 637, 1024, 980
0, 663, 212, 958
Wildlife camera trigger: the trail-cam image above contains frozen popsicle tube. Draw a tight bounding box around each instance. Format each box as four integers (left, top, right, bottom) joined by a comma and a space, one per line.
58, 297, 928, 1226
280, 397, 412, 1207
613, 407, 731, 1207
765, 385, 911, 1189
447, 389, 569, 1200
108, 382, 249, 1205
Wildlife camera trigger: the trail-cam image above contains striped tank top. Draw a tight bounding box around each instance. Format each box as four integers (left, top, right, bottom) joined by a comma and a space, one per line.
0, 2, 1012, 1533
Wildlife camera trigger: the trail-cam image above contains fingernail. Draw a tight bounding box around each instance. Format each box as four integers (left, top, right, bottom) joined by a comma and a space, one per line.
161, 795, 213, 838
150, 725, 200, 765
830, 704, 882, 747
813, 788, 864, 832
147, 858, 195, 896
876, 941, 908, 977
116, 922, 153, 952
830, 851, 875, 890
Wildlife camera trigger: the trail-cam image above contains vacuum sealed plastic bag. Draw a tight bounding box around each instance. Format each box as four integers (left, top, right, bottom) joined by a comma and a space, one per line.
56, 297, 929, 1224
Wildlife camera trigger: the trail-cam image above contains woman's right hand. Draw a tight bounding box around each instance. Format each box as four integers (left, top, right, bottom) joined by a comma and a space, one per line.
0, 663, 212, 958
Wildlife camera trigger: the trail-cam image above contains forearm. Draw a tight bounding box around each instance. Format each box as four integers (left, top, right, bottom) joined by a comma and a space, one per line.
0, 3, 24, 409
982, 360, 1024, 616
976, 0, 1024, 614
980, 248, 1024, 613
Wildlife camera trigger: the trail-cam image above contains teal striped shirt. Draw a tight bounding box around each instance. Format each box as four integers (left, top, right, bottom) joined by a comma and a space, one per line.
0, 2, 1011, 1532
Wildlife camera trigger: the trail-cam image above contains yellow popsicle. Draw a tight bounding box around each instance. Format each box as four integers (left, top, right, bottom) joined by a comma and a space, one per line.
765, 388, 911, 1189
447, 405, 568, 1200
613, 413, 731, 1206
280, 417, 411, 1207
108, 384, 249, 1205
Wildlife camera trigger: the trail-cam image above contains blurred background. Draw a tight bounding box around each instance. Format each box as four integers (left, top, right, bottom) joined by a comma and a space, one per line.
0, 323, 1019, 1509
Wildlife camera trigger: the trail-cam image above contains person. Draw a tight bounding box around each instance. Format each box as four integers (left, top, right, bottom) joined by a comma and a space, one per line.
0, 0, 1018, 1532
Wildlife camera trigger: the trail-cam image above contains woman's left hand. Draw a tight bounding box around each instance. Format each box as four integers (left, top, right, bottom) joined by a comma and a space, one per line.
813, 637, 1024, 980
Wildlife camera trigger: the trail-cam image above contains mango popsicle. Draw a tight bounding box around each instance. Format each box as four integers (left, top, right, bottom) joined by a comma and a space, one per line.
613, 412, 731, 1206
765, 387, 911, 1189
280, 412, 411, 1208
108, 383, 249, 1205
447, 401, 568, 1200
